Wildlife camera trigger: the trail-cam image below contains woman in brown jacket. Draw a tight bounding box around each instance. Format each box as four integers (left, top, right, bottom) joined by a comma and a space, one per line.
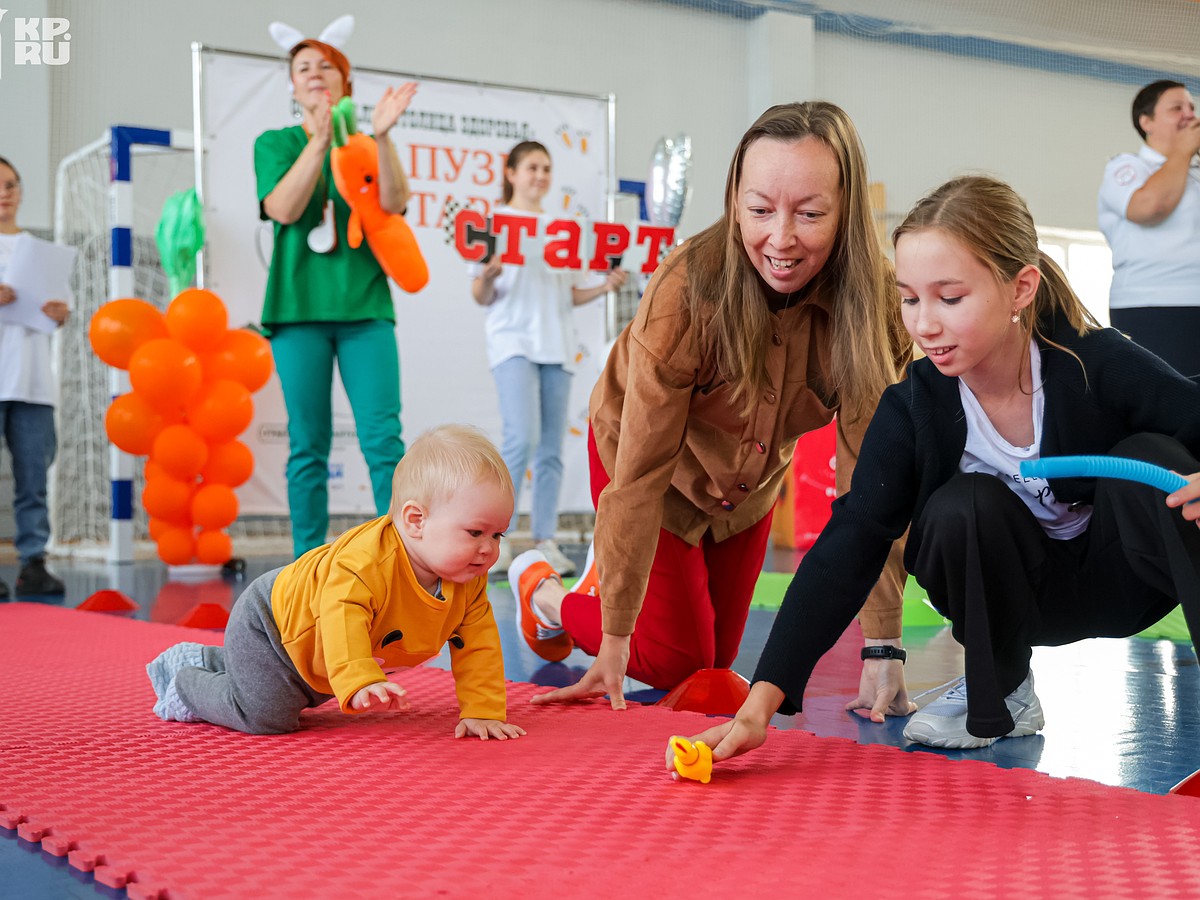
509, 101, 914, 714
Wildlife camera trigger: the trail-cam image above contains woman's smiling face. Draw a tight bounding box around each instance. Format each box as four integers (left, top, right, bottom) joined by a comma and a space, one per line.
735, 136, 842, 295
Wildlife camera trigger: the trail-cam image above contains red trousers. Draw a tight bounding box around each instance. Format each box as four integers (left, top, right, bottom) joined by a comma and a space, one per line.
560, 430, 774, 690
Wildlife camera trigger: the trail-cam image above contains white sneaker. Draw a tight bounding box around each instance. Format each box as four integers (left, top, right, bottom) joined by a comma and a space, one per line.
490, 536, 514, 574
902, 670, 1044, 749
573, 541, 598, 597
535, 539, 576, 577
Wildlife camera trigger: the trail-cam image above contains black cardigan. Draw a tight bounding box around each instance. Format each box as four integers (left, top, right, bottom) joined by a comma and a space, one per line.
755, 314, 1200, 714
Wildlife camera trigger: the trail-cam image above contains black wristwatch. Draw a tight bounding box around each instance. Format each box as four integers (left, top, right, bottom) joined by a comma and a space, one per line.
861, 645, 907, 664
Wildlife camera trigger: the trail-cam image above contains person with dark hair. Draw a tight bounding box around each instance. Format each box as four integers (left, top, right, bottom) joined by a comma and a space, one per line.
680, 176, 1200, 769
1098, 79, 1200, 375
0, 156, 70, 597
508, 102, 913, 711
256, 22, 419, 558
470, 141, 626, 575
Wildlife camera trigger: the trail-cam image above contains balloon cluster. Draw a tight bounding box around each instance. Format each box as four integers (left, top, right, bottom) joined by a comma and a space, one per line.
88, 289, 273, 566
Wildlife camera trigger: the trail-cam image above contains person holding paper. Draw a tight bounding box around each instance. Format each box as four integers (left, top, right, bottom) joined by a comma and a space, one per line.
0, 156, 69, 598
469, 140, 627, 575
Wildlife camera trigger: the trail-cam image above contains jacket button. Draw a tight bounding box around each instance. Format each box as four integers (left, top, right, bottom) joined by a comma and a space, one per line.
772, 333, 782, 346
739, 483, 749, 492
765, 392, 776, 404
756, 441, 766, 453
721, 500, 735, 511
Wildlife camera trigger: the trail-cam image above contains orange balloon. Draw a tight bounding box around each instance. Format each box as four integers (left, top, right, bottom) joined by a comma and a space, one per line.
201, 328, 273, 392
105, 391, 169, 456
201, 439, 254, 487
166, 289, 229, 354
195, 529, 233, 565
186, 379, 253, 443
142, 475, 194, 525
89, 298, 168, 369
151, 424, 209, 482
144, 458, 170, 483
156, 525, 196, 566
129, 338, 203, 414
191, 483, 239, 530
147, 517, 171, 541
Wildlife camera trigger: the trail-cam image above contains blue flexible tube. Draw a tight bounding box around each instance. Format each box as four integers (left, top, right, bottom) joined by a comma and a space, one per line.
1019, 456, 1189, 493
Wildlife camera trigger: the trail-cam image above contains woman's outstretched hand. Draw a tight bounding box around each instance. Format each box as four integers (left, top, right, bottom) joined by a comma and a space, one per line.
530, 632, 630, 710
845, 657, 917, 722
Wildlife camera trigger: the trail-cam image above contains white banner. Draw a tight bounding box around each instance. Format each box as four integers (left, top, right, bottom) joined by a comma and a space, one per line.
197, 48, 612, 519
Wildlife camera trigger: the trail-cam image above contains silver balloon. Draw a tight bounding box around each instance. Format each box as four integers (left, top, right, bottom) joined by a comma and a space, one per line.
646, 134, 692, 228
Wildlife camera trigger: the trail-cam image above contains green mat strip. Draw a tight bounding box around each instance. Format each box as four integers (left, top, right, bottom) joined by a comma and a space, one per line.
500, 573, 1191, 642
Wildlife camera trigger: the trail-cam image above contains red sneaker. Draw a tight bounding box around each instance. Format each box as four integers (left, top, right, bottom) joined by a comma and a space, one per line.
509, 550, 574, 662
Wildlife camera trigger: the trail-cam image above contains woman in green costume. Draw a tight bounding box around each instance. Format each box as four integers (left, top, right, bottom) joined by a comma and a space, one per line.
257, 23, 417, 557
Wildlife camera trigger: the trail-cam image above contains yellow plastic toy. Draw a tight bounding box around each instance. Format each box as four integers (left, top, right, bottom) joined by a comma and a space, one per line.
669, 735, 713, 784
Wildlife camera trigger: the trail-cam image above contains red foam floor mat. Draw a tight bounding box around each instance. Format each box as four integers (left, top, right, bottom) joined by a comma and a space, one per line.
3, 602, 1200, 898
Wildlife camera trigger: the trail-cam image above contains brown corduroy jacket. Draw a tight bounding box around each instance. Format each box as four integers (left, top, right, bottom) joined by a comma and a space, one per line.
589, 254, 911, 638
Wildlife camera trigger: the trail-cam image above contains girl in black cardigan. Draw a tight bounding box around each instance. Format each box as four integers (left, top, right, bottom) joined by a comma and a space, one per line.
676, 175, 1200, 763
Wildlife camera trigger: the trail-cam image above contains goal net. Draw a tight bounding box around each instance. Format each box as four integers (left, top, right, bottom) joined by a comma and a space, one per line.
50, 134, 314, 557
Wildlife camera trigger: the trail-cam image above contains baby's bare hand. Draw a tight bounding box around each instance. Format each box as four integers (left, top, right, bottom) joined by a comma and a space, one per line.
454, 718, 526, 740
350, 680, 409, 712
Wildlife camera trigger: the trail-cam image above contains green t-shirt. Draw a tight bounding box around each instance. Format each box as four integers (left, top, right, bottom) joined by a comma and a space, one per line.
255, 126, 394, 327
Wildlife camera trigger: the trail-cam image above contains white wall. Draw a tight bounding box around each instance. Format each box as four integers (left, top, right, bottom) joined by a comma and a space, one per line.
37, 0, 763, 239
814, 33, 1138, 231
28, 0, 1152, 238
1, 0, 52, 229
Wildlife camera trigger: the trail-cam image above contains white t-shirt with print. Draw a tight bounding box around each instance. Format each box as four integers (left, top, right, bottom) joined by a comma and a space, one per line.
958, 340, 1092, 539
0, 232, 57, 406
467, 206, 605, 372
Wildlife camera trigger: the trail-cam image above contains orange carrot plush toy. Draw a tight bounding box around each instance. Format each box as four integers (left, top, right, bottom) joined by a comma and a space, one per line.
330, 97, 429, 293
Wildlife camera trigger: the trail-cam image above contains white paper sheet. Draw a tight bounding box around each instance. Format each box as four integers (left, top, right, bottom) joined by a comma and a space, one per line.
0, 232, 77, 334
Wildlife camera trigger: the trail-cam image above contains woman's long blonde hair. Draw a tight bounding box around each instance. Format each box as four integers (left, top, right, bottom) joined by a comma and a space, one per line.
892, 176, 1100, 351
677, 101, 900, 418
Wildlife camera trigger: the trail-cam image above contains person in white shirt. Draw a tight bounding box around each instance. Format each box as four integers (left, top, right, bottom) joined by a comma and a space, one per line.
1098, 80, 1200, 376
470, 141, 626, 575
0, 156, 70, 597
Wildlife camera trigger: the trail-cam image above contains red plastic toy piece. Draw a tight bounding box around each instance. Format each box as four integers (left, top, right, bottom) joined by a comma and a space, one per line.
656, 667, 750, 716
177, 601, 230, 630
77, 590, 138, 612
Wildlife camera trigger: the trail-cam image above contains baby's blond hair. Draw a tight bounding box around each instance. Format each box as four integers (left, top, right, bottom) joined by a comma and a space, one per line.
389, 424, 513, 514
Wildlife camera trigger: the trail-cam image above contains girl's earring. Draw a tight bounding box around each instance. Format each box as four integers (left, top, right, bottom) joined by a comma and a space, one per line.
292, 98, 302, 120
1011, 311, 1021, 324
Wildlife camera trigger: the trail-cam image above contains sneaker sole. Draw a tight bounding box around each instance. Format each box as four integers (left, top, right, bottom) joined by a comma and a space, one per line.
509, 552, 574, 663
902, 721, 999, 749
1005, 696, 1045, 738
903, 700, 1045, 749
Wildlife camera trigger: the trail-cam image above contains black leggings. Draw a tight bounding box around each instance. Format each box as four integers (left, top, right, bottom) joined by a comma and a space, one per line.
911, 433, 1200, 737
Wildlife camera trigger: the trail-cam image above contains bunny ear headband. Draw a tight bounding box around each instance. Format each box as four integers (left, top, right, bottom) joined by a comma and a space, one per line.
268, 14, 354, 53
270, 15, 355, 91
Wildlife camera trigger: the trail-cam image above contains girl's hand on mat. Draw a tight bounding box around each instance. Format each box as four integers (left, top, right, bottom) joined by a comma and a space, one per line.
351, 681, 410, 712
675, 716, 768, 769
845, 660, 917, 723
1166, 473, 1200, 526
530, 633, 631, 710
455, 718, 527, 740
674, 681, 780, 766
